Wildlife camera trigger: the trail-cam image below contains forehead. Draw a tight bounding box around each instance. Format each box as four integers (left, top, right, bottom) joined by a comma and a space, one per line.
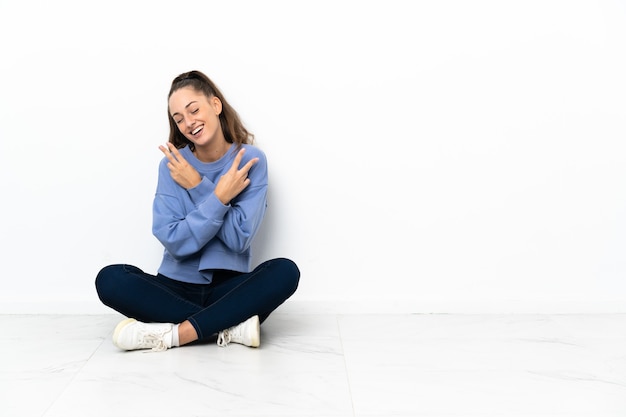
168, 87, 208, 111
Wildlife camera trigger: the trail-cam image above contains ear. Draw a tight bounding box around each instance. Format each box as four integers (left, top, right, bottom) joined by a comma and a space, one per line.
211, 96, 223, 115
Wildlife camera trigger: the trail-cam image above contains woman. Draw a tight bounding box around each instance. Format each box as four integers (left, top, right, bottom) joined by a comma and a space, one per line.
95, 70, 300, 352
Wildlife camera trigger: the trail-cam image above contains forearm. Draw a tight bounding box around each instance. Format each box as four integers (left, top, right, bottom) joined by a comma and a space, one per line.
153, 192, 229, 259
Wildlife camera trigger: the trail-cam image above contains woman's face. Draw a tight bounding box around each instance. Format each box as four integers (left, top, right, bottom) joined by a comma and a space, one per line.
169, 86, 223, 148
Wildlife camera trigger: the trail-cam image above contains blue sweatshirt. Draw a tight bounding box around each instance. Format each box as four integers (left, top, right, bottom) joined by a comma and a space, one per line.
152, 144, 268, 284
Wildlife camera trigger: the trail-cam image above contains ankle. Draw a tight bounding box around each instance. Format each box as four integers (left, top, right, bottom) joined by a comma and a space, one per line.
177, 321, 199, 346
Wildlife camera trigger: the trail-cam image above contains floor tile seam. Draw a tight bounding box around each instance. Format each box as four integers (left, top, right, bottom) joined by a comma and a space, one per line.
336, 314, 357, 417
40, 334, 109, 417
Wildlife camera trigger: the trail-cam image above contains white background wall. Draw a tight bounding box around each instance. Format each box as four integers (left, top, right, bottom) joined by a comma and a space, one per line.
1, 0, 625, 314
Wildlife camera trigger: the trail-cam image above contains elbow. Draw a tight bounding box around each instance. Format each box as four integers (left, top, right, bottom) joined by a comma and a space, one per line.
226, 235, 254, 254
229, 241, 251, 254
153, 231, 198, 260
165, 246, 194, 261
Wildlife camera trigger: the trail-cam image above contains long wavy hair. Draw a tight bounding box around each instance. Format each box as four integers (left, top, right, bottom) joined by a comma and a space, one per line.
167, 70, 254, 151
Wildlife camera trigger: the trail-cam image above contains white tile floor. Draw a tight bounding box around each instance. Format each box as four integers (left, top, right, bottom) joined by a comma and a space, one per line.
1, 312, 625, 416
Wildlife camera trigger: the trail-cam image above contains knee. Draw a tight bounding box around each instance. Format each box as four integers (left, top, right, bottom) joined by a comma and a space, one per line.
275, 258, 300, 295
94, 264, 125, 303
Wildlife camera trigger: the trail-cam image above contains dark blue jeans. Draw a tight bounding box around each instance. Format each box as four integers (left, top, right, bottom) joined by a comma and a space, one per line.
95, 258, 300, 341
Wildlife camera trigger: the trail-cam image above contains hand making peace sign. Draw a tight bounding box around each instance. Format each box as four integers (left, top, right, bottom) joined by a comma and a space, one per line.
159, 143, 258, 205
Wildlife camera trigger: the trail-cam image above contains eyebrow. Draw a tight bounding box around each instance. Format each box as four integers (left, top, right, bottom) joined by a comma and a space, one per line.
171, 101, 198, 118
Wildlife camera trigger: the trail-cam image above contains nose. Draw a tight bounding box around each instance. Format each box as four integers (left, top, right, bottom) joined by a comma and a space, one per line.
185, 116, 195, 129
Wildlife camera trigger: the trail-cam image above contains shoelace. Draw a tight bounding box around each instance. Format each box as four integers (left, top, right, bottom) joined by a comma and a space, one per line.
139, 329, 169, 352
217, 329, 232, 347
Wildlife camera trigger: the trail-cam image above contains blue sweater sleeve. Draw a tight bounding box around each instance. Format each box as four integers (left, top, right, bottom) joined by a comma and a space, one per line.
216, 151, 268, 253
152, 146, 267, 260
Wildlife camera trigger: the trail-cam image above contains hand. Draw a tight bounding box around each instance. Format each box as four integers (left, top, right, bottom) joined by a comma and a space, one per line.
159, 143, 202, 189
214, 148, 259, 205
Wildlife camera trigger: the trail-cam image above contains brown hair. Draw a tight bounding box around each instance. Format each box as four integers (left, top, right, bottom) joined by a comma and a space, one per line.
167, 70, 254, 150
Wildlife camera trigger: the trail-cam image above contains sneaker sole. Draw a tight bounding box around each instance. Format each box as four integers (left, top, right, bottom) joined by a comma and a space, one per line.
112, 318, 137, 349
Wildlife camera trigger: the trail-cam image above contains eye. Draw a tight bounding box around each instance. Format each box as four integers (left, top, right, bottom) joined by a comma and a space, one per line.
175, 119, 183, 124
191, 108, 199, 114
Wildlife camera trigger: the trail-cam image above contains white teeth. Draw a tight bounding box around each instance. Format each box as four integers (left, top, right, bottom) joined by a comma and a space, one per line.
192, 126, 202, 135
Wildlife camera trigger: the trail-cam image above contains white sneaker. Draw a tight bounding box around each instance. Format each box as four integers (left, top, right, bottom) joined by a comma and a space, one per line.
112, 318, 174, 352
217, 315, 260, 348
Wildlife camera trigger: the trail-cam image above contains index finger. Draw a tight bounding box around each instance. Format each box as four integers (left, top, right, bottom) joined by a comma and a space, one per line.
230, 147, 246, 170
158, 144, 174, 160
158, 142, 182, 164
167, 142, 186, 163
240, 157, 259, 174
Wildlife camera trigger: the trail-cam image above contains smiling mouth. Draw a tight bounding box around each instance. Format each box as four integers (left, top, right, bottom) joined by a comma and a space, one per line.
191, 125, 203, 136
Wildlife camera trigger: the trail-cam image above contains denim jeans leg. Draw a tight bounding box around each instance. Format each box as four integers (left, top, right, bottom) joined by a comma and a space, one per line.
188, 258, 300, 340
95, 264, 204, 324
